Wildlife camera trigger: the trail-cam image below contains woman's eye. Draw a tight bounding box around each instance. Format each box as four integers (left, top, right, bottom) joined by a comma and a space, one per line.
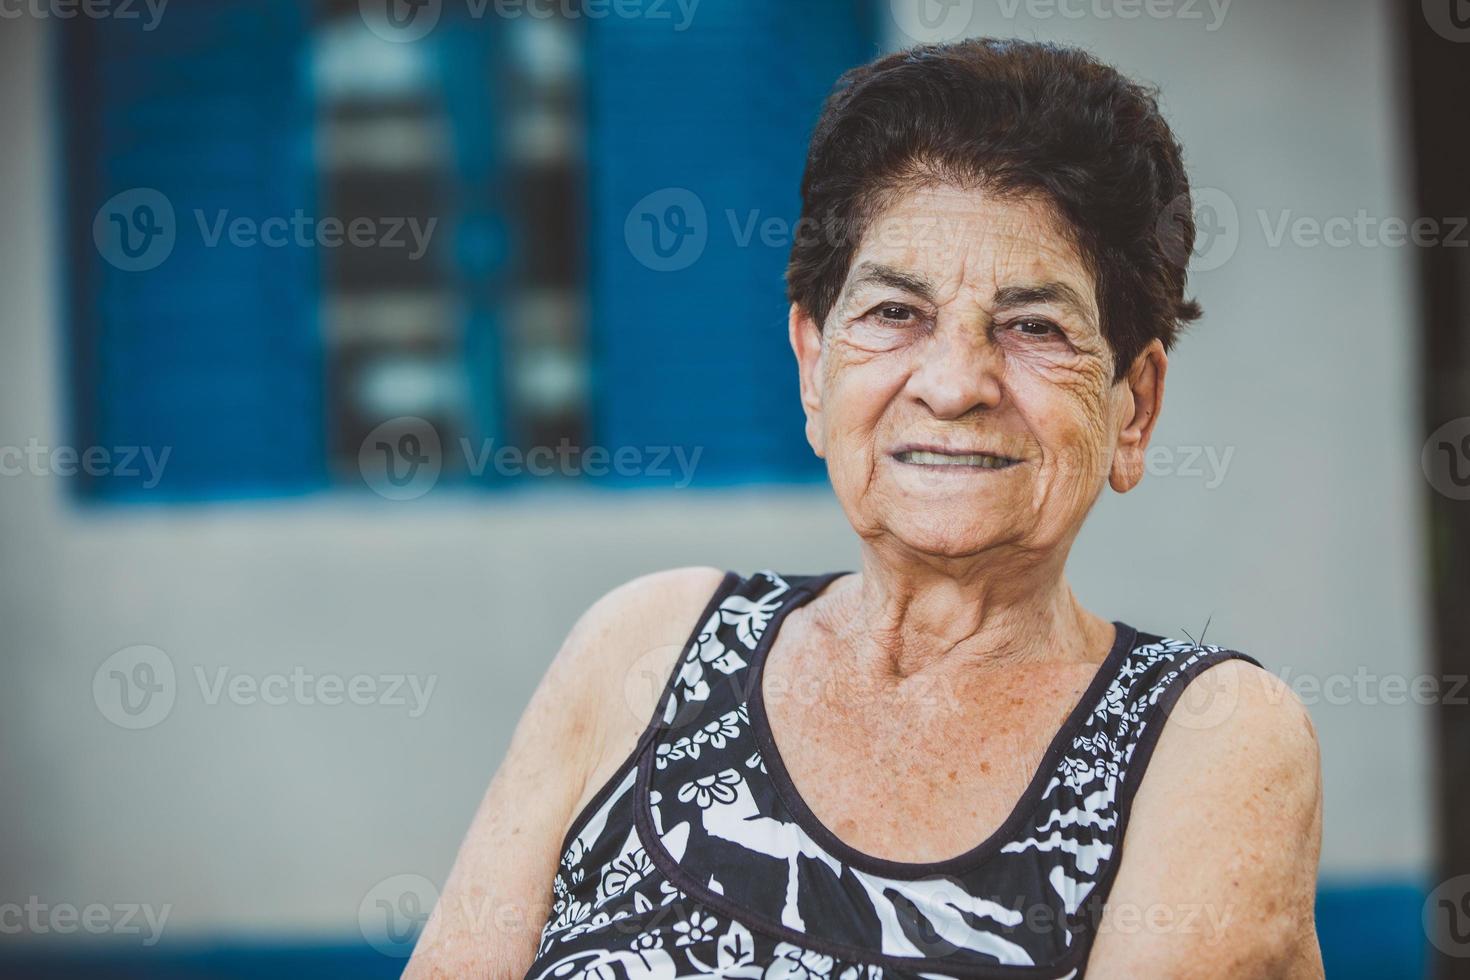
871, 304, 914, 322
1010, 318, 1060, 337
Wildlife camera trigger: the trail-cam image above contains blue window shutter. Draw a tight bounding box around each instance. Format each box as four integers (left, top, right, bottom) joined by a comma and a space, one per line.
62, 0, 323, 500
585, 2, 876, 486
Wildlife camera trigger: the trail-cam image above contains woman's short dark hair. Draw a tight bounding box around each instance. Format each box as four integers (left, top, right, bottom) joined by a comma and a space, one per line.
785, 38, 1201, 381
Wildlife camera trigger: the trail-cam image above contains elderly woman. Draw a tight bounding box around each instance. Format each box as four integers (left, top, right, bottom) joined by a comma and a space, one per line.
408, 39, 1322, 979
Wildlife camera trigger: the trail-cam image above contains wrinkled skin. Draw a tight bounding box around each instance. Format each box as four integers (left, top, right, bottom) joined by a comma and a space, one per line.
791, 182, 1166, 578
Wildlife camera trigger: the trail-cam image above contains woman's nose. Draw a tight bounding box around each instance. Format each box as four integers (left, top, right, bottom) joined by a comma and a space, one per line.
905, 325, 1005, 420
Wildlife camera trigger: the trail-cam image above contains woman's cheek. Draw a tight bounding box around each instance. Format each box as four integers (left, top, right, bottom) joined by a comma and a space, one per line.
1001, 342, 1103, 390
1014, 391, 1114, 492
827, 361, 897, 434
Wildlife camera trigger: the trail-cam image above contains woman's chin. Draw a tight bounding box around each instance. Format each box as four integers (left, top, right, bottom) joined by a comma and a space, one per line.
878, 514, 1019, 560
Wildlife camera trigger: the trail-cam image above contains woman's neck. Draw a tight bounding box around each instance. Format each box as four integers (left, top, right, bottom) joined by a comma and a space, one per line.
812, 543, 1114, 682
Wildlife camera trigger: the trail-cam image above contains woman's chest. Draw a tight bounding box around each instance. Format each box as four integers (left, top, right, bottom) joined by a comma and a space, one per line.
758, 650, 1099, 863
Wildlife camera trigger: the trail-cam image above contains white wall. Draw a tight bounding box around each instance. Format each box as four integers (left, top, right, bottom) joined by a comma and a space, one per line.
0, 0, 1430, 944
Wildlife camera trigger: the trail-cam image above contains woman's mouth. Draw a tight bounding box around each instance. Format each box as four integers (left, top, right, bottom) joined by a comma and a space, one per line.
893, 449, 1022, 470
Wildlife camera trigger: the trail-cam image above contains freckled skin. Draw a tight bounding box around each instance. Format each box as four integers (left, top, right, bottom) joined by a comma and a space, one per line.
765, 184, 1159, 860
761, 632, 1104, 862
770, 183, 1321, 975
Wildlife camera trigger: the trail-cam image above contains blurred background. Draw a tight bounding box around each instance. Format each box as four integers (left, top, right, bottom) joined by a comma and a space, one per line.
1, 0, 1466, 977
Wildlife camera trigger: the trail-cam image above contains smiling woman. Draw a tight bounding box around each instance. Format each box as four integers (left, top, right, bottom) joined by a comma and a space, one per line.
793, 188, 1130, 561
406, 38, 1323, 980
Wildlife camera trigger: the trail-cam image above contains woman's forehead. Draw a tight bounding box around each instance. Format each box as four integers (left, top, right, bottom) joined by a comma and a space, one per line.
850, 183, 1095, 302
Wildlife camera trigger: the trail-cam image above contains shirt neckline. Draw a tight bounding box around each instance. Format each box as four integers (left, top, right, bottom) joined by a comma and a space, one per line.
747, 573, 1138, 879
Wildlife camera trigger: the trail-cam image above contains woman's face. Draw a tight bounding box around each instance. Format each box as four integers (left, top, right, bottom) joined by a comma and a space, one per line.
791, 182, 1165, 563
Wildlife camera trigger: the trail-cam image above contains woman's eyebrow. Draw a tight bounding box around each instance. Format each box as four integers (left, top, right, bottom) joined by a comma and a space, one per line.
840, 262, 938, 304
992, 282, 1097, 327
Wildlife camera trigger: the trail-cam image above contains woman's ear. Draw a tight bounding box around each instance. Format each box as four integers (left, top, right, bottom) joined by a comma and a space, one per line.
1109, 338, 1168, 493
788, 303, 826, 458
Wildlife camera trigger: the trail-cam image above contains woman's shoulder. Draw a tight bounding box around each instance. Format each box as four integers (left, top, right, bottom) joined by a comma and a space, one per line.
1099, 647, 1322, 973
556, 566, 731, 674
1127, 636, 1320, 809
1167, 654, 1317, 753
1119, 628, 1307, 738
541, 567, 733, 817
542, 567, 732, 733
1095, 628, 1317, 806
588, 566, 732, 639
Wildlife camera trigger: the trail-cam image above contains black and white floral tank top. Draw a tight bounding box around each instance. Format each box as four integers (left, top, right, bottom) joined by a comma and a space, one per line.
524, 570, 1259, 979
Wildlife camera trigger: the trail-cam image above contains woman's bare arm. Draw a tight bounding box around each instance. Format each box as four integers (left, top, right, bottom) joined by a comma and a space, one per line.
1088, 659, 1324, 979
404, 566, 727, 979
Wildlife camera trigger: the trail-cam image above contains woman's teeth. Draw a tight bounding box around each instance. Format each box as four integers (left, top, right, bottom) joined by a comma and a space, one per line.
897, 450, 1018, 469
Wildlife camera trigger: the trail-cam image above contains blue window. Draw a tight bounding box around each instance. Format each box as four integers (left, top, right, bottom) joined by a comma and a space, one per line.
586, 2, 877, 485
62, 1, 876, 499
62, 0, 324, 499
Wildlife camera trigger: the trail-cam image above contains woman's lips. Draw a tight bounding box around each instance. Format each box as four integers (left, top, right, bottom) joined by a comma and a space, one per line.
892, 448, 1022, 470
